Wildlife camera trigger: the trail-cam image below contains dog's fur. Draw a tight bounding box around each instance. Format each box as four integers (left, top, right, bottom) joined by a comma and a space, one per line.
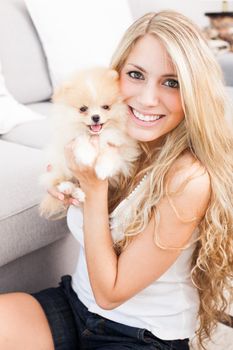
39, 67, 141, 218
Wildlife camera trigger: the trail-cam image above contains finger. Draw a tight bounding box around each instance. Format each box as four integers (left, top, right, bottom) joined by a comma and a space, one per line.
47, 186, 64, 201
71, 199, 80, 206
46, 164, 52, 172
47, 186, 80, 207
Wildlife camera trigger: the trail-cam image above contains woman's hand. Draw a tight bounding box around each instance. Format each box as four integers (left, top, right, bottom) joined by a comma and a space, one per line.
47, 183, 80, 207
46, 164, 80, 206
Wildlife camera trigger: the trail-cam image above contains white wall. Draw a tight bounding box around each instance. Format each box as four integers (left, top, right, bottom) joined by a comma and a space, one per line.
128, 0, 233, 28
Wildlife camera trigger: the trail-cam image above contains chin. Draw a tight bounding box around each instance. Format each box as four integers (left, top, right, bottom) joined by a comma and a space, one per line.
39, 67, 141, 219
126, 122, 154, 143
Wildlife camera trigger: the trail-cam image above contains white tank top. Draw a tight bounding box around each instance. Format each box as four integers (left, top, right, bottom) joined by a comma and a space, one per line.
67, 176, 199, 340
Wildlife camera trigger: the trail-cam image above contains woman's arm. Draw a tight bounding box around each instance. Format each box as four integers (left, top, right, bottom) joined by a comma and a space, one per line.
83, 188, 119, 309
65, 143, 211, 310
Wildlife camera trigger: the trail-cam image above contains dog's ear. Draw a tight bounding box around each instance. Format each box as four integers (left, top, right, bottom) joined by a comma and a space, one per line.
52, 82, 73, 103
108, 69, 119, 81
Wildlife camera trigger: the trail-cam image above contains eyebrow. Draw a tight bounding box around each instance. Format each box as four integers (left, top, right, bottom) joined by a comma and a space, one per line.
127, 63, 147, 73
126, 63, 178, 78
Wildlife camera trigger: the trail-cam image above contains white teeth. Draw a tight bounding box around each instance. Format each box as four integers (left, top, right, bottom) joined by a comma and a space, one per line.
132, 108, 163, 122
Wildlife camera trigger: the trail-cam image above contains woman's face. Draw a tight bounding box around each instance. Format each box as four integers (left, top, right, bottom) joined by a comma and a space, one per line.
120, 34, 184, 145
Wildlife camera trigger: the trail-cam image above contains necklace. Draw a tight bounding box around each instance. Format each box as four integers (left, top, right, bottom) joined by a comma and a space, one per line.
110, 171, 149, 218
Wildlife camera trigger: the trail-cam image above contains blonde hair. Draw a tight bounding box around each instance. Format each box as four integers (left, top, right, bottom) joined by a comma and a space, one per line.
109, 11, 233, 349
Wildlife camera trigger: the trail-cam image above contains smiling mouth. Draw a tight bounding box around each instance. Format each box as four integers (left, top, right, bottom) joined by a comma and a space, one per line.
130, 107, 165, 122
88, 123, 104, 134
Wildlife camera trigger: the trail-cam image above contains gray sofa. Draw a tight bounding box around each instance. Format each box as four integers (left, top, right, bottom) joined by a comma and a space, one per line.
0, 0, 80, 293
0, 0, 232, 294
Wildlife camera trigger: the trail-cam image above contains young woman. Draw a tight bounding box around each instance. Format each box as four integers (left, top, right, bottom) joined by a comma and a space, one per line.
0, 10, 232, 350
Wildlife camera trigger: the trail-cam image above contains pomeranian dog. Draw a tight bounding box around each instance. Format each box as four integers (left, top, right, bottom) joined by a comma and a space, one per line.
39, 67, 141, 218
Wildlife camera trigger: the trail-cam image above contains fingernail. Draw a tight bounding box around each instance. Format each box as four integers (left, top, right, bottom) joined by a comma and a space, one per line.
46, 164, 52, 172
58, 194, 64, 200
72, 199, 80, 206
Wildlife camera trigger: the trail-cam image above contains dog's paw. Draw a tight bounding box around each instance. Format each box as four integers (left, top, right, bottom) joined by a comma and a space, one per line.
95, 164, 112, 180
72, 187, 86, 202
57, 181, 75, 195
74, 142, 97, 167
95, 152, 122, 180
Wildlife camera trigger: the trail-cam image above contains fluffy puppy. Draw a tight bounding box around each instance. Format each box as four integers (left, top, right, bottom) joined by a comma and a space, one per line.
39, 67, 141, 218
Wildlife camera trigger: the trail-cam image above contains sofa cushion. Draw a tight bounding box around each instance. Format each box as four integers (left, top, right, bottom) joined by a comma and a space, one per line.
1, 102, 52, 149
0, 140, 69, 266
25, 0, 133, 87
0, 61, 46, 134
0, 0, 52, 104
218, 53, 233, 87
0, 234, 79, 293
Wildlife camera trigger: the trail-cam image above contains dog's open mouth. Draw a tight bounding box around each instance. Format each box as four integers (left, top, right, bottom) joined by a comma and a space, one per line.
88, 124, 104, 134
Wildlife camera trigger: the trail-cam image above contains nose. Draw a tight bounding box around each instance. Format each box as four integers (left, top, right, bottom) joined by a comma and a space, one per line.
91, 115, 100, 123
139, 82, 160, 107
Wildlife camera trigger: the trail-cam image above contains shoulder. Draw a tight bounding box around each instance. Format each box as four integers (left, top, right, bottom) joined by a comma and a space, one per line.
165, 151, 211, 220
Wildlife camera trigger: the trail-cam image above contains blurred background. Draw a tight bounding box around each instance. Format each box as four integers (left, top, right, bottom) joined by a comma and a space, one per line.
129, 0, 233, 26
128, 0, 233, 55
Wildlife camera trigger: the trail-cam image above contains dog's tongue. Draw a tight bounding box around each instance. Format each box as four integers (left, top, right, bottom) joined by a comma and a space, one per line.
90, 124, 102, 132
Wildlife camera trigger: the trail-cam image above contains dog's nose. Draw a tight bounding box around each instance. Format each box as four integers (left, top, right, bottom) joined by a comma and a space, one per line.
91, 115, 100, 123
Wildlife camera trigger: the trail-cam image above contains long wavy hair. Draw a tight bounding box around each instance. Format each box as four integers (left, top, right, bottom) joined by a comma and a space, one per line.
109, 11, 233, 349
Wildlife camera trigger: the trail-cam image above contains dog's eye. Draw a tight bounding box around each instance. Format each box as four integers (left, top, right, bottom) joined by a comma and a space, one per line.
79, 106, 88, 113
102, 105, 110, 110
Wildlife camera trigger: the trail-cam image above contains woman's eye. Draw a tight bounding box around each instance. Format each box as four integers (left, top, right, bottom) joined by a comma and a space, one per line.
127, 71, 144, 80
102, 105, 110, 110
163, 79, 179, 88
79, 105, 88, 112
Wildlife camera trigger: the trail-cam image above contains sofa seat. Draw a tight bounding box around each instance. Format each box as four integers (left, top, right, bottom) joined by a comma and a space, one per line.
1, 101, 53, 149
0, 139, 70, 267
